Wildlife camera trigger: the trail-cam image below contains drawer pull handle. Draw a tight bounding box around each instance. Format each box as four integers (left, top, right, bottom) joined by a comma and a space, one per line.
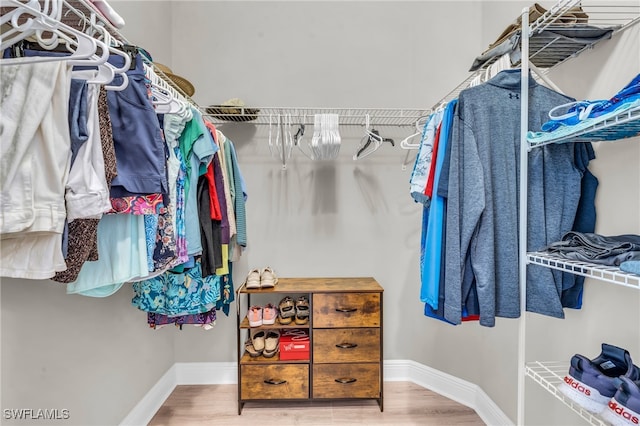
335, 307, 357, 313
335, 377, 357, 384
264, 378, 287, 385
336, 342, 358, 349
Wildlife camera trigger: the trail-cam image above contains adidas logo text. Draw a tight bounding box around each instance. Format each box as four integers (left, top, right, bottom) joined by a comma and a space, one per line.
609, 401, 639, 424
564, 376, 591, 396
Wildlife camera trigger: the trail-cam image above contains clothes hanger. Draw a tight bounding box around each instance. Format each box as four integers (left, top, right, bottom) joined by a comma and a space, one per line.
0, 0, 106, 66
84, 17, 130, 90
268, 113, 283, 160
283, 113, 294, 162
323, 113, 340, 160
34, 0, 63, 49
294, 115, 315, 161
0, 0, 59, 46
144, 63, 190, 114
353, 114, 394, 160
310, 114, 322, 160
399, 115, 432, 150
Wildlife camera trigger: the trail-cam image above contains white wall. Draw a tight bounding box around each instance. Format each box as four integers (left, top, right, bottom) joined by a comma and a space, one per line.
0, 2, 176, 426
0, 278, 175, 426
1, 2, 638, 426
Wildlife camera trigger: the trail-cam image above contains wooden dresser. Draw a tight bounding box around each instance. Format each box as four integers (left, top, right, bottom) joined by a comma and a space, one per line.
236, 277, 384, 414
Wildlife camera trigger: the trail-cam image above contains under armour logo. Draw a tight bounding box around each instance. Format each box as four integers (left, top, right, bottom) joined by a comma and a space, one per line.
509, 93, 520, 99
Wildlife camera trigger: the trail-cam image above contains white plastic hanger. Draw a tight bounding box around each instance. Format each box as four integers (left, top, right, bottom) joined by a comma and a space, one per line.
0, 0, 58, 45
400, 115, 431, 150
0, 0, 107, 66
144, 63, 190, 114
79, 16, 130, 90
268, 113, 282, 160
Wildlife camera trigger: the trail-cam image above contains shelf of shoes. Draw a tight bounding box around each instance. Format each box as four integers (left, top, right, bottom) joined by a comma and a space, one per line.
527, 104, 640, 148
527, 252, 640, 290
525, 361, 608, 426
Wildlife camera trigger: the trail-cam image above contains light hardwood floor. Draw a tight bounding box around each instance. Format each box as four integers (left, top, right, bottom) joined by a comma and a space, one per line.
148, 381, 486, 425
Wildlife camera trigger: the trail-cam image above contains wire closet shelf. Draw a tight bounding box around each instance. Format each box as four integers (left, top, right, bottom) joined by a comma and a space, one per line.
515, 1, 640, 425
432, 1, 640, 109
203, 107, 432, 128
525, 361, 609, 426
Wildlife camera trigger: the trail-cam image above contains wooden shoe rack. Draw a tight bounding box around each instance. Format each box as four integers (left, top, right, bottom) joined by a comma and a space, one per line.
236, 277, 384, 414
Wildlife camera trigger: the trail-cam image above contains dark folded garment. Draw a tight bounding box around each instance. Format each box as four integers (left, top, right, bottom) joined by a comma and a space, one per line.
545, 232, 640, 266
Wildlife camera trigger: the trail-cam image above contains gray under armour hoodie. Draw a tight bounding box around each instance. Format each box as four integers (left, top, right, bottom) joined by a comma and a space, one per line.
443, 69, 590, 327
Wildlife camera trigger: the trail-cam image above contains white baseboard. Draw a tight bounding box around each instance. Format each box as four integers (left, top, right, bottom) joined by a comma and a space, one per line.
120, 360, 512, 426
175, 361, 236, 385
119, 364, 177, 426
385, 360, 514, 425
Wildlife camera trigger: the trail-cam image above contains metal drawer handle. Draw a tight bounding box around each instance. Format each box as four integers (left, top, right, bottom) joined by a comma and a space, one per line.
264, 378, 287, 385
335, 307, 357, 313
335, 342, 358, 349
335, 377, 357, 384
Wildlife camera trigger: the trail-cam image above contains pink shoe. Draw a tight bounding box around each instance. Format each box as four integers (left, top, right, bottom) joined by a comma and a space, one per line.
262, 303, 278, 325
248, 306, 263, 327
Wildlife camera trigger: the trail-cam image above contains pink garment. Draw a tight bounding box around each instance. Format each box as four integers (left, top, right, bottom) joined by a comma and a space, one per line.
89, 0, 126, 29
108, 193, 165, 215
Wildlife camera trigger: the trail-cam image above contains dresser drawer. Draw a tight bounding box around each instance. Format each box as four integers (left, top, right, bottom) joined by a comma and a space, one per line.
312, 363, 380, 399
313, 328, 380, 363
313, 293, 380, 327
240, 364, 309, 400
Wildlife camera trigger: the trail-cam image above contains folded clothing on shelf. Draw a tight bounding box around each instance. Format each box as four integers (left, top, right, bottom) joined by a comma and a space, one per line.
620, 261, 640, 276
543, 232, 640, 266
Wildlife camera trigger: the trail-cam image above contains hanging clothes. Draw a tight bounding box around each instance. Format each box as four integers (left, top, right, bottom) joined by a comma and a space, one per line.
440, 69, 596, 327
420, 101, 456, 308
107, 53, 168, 199
54, 87, 118, 283
0, 62, 72, 279
409, 110, 444, 205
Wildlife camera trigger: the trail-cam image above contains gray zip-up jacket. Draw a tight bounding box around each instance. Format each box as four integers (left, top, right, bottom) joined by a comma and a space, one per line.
443, 69, 587, 327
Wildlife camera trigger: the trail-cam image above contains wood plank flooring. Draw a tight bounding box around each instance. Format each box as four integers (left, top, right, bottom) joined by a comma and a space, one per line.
149, 381, 485, 425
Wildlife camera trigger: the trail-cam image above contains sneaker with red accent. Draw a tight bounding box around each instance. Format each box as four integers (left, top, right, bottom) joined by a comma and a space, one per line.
262, 303, 278, 325
558, 343, 640, 413
248, 305, 263, 327
601, 377, 640, 426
